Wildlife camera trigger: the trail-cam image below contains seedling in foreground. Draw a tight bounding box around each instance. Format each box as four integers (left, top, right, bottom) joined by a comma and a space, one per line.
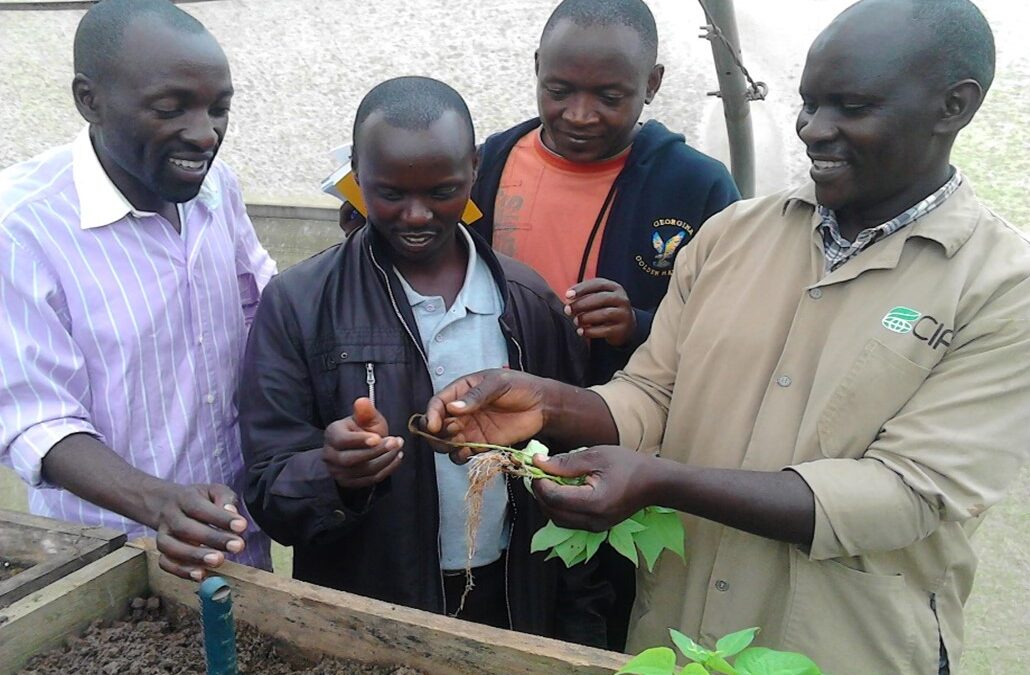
618, 627, 823, 675
407, 416, 685, 570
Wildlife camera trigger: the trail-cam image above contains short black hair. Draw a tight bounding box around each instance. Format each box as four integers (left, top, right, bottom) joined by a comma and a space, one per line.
911, 0, 995, 93
74, 0, 207, 81
541, 0, 658, 64
352, 76, 475, 161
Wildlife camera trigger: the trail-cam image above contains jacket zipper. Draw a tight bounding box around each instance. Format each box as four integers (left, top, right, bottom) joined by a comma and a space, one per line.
369, 245, 446, 610
368, 247, 429, 367
503, 477, 516, 630
365, 363, 376, 406
500, 320, 523, 630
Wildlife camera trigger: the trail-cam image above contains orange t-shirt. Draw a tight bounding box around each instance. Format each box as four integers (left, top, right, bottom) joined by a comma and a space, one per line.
492, 130, 628, 296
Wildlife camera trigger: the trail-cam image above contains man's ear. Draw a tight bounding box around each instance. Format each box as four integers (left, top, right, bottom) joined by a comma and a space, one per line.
72, 74, 101, 124
534, 49, 540, 77
934, 79, 984, 136
644, 64, 665, 105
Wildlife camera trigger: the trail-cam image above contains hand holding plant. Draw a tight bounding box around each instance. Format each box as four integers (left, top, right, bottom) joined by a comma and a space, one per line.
410, 417, 685, 572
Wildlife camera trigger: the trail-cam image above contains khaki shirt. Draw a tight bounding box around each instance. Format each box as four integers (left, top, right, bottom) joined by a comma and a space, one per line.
595, 180, 1030, 673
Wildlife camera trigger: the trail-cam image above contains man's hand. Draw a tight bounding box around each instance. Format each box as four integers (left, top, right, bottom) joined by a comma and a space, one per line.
423, 369, 549, 463
322, 397, 404, 489
339, 202, 366, 236
146, 483, 250, 581
531, 446, 655, 531
565, 278, 637, 347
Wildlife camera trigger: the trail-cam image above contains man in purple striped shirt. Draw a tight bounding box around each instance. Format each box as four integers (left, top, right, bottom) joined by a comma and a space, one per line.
0, 0, 275, 579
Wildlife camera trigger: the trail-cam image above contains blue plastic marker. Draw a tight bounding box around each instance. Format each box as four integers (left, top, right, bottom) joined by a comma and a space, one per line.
198, 576, 239, 675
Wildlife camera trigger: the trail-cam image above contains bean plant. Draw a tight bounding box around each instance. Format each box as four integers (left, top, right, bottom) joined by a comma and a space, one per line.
618, 627, 823, 675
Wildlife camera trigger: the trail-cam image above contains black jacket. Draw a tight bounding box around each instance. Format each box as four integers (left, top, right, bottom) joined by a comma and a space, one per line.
239, 225, 607, 647
471, 118, 740, 383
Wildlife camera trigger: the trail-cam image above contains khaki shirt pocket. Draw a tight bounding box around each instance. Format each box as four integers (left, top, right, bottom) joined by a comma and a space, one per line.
817, 339, 930, 459
783, 549, 939, 674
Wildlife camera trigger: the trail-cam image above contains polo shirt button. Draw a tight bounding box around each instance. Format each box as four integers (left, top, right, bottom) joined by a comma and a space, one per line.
715, 579, 730, 592
425, 304, 437, 312
205, 394, 215, 404
434, 334, 444, 343
777, 375, 792, 387
435, 366, 445, 376
808, 288, 823, 299
333, 509, 347, 522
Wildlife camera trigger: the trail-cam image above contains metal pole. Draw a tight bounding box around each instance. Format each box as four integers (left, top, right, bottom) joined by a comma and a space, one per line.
701, 0, 756, 198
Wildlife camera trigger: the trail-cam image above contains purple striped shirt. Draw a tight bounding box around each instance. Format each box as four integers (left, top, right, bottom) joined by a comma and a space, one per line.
0, 129, 276, 569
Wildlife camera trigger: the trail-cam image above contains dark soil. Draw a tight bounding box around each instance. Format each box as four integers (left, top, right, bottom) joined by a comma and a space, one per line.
20, 596, 423, 675
0, 558, 28, 582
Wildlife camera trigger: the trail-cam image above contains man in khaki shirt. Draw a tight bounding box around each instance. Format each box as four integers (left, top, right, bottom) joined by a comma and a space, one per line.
423, 0, 1030, 672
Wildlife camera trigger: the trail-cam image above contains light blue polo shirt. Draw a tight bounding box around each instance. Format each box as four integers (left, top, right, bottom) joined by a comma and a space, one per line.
395, 225, 511, 570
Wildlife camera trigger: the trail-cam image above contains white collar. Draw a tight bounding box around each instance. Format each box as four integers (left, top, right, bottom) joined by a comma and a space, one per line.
72, 127, 221, 230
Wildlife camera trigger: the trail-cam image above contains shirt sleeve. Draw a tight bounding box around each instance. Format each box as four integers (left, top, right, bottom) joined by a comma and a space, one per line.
791, 276, 1030, 560
0, 228, 101, 488
222, 165, 277, 328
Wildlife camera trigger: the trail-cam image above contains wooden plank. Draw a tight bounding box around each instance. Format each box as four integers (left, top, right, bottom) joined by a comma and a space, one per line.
138, 541, 625, 674
0, 509, 127, 608
0, 508, 125, 544
0, 547, 147, 675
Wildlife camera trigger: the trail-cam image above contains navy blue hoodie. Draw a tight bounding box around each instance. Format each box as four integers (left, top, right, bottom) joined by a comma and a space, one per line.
471, 118, 740, 383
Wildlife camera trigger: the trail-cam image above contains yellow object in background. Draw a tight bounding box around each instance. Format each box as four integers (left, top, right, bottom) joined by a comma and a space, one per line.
334, 169, 483, 225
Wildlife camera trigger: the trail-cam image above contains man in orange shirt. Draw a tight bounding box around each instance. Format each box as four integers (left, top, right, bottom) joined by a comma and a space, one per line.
469, 0, 738, 650
471, 0, 739, 389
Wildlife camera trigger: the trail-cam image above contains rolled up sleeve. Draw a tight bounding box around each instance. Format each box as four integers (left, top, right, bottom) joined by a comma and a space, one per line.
0, 235, 101, 488
793, 280, 1030, 560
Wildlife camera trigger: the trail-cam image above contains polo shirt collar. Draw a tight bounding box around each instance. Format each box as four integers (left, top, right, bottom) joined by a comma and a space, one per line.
396, 225, 499, 316
72, 126, 221, 230
781, 174, 980, 258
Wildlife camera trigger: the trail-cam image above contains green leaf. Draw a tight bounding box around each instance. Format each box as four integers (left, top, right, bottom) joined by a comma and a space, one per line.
611, 517, 648, 535
704, 655, 737, 675
552, 531, 588, 566
582, 529, 608, 562
669, 629, 711, 664
732, 648, 822, 675
607, 521, 640, 565
680, 665, 709, 675
631, 521, 671, 572
646, 508, 687, 558
714, 627, 759, 658
530, 521, 577, 553
563, 547, 589, 567
523, 439, 551, 457
616, 647, 678, 675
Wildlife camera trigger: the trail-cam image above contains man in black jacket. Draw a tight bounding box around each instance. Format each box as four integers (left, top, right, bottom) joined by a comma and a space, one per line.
469, 0, 738, 649
239, 77, 607, 647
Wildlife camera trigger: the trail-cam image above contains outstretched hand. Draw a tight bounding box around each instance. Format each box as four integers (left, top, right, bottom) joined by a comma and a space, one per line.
422, 369, 548, 463
531, 445, 656, 531
323, 397, 404, 489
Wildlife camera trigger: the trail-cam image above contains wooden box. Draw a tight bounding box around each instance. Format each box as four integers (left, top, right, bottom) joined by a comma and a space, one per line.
0, 540, 626, 674
0, 509, 126, 610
